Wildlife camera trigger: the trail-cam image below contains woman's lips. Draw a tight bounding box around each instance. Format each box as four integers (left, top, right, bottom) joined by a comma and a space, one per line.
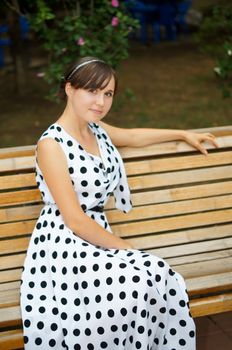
90, 109, 103, 115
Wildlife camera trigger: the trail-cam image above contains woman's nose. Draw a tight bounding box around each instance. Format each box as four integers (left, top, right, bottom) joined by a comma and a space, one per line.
96, 93, 104, 106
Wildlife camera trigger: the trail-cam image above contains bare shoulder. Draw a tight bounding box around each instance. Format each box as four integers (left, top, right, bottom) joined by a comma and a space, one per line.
37, 137, 60, 151
37, 138, 67, 169
37, 137, 64, 157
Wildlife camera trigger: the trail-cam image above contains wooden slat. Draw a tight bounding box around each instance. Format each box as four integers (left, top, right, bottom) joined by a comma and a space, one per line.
108, 194, 232, 224
0, 204, 42, 223
1, 180, 232, 215
1, 149, 231, 175
190, 125, 232, 135
1, 193, 231, 224
1, 208, 231, 242
128, 165, 232, 191
119, 135, 232, 159
1, 229, 231, 261
0, 254, 25, 271
186, 272, 232, 296
3, 128, 232, 158
5, 161, 230, 193
128, 224, 232, 250
0, 237, 30, 255
113, 209, 232, 237
0, 329, 24, 349
0, 145, 35, 159
0, 124, 230, 158
0, 306, 22, 328
148, 238, 232, 259
174, 257, 232, 279
106, 181, 232, 209
190, 293, 232, 317
167, 249, 232, 266
125, 151, 232, 176
0, 189, 41, 207
1, 158, 229, 193
0, 282, 20, 292
0, 220, 35, 239
0, 268, 22, 284
0, 129, 230, 170
0, 173, 36, 191
0, 288, 19, 308
0, 156, 35, 172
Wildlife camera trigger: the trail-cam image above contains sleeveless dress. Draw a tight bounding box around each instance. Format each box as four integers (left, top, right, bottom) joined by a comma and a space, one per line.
20, 122, 196, 350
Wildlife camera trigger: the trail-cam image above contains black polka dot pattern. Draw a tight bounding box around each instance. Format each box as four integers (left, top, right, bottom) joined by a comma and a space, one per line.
35, 123, 132, 216
20, 122, 195, 349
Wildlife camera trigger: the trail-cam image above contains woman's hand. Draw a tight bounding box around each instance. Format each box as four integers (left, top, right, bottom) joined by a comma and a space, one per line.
182, 131, 219, 156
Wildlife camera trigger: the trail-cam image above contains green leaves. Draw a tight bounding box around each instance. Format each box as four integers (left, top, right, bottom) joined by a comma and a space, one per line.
196, 4, 232, 98
27, 0, 139, 100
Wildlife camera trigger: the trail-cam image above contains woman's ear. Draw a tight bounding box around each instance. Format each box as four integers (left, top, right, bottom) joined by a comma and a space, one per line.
65, 82, 73, 98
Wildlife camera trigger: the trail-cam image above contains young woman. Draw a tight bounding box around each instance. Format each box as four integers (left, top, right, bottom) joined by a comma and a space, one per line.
20, 57, 218, 350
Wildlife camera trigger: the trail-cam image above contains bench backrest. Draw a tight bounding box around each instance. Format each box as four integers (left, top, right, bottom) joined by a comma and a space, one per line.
0, 125, 232, 317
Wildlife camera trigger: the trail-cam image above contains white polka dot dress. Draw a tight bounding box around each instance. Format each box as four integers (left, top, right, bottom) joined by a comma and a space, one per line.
20, 122, 196, 349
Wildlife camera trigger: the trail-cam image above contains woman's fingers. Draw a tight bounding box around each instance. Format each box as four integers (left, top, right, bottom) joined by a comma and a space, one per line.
205, 132, 216, 138
189, 138, 208, 156
200, 133, 219, 148
185, 132, 219, 156
197, 143, 208, 156
207, 137, 219, 148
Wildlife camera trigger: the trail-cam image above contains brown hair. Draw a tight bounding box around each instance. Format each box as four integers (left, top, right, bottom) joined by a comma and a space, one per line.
59, 56, 118, 101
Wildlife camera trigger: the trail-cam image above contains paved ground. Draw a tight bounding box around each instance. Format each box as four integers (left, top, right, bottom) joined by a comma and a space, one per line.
195, 311, 232, 349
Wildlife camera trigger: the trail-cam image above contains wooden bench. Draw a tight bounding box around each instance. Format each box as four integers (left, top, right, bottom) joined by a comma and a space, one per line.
0, 125, 232, 349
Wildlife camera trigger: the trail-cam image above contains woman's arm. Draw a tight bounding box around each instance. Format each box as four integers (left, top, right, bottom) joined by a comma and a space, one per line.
99, 121, 219, 155
37, 138, 133, 250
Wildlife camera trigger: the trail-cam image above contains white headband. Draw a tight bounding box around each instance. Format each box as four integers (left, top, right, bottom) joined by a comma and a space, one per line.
66, 59, 104, 80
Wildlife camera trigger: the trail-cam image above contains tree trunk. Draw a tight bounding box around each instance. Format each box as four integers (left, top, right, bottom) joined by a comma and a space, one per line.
7, 2, 28, 95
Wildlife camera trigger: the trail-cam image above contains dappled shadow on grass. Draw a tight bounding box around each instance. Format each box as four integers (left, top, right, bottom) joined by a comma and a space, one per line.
0, 37, 231, 148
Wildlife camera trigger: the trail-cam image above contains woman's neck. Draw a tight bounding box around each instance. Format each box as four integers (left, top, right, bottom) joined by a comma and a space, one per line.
57, 106, 89, 138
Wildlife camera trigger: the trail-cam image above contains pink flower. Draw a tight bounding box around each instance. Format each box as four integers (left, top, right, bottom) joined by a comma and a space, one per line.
77, 37, 85, 46
111, 0, 119, 7
111, 16, 119, 27
61, 47, 67, 53
36, 72, 45, 78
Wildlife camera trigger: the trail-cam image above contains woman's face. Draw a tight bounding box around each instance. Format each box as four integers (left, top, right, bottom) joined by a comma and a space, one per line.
66, 75, 115, 123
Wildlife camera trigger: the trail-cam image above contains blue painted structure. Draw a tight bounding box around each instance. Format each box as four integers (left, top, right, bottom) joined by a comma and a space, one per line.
125, 0, 192, 44
0, 16, 29, 68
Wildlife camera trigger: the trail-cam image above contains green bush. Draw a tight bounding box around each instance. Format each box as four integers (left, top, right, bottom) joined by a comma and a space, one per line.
196, 3, 232, 97
27, 0, 139, 99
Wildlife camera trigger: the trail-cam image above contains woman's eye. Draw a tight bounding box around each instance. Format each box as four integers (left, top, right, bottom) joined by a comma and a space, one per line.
105, 92, 113, 97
